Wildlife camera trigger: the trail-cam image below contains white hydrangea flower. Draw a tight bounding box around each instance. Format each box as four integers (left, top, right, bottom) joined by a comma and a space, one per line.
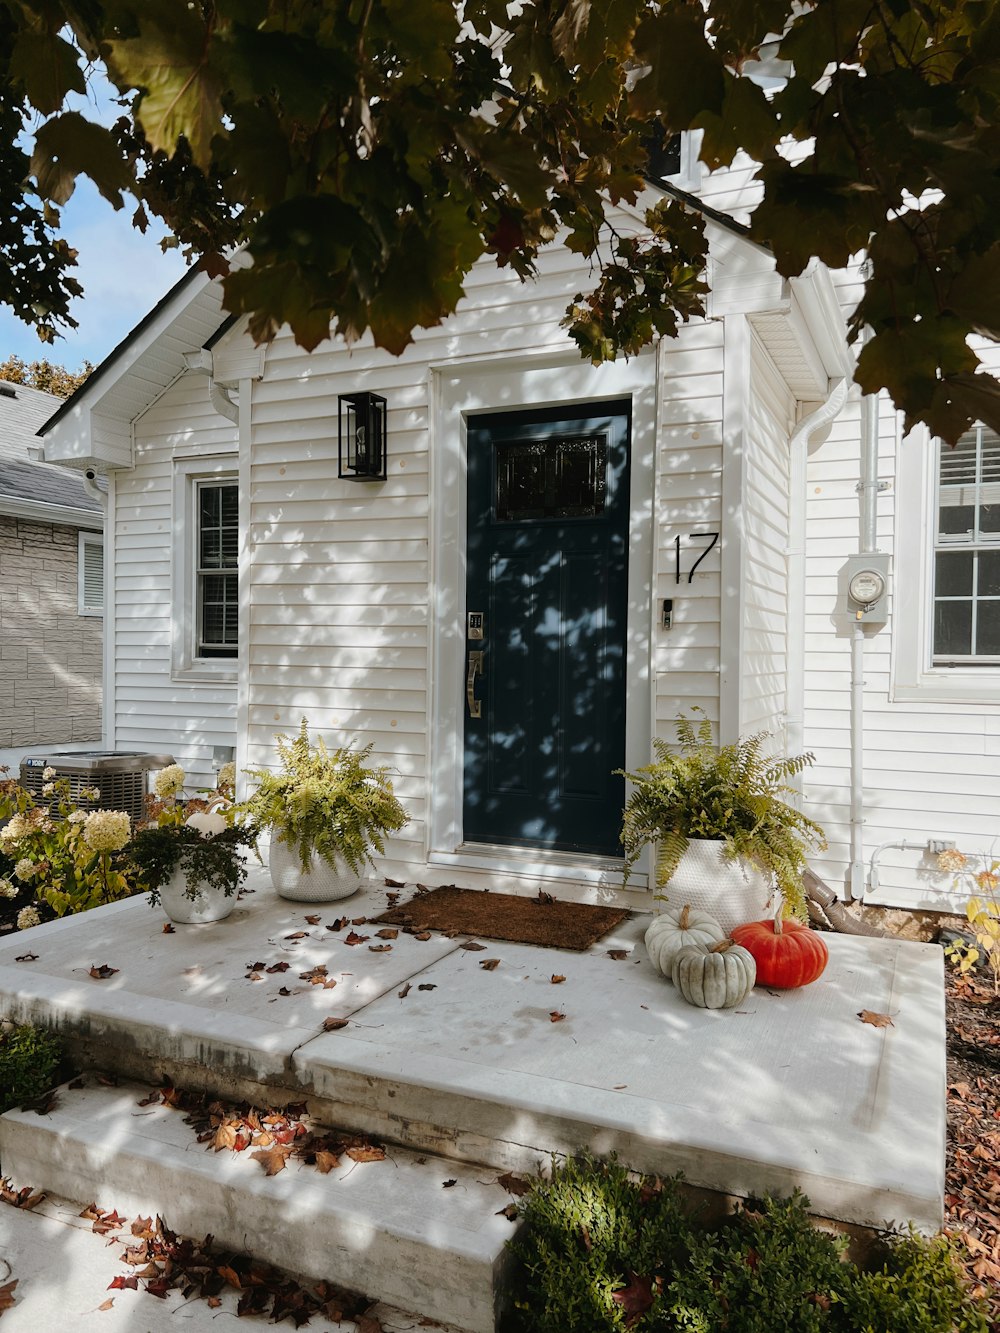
217, 761, 236, 791
82, 809, 131, 854
67, 810, 87, 824
14, 858, 35, 881
16, 906, 40, 930
153, 764, 185, 799
42, 767, 57, 781
0, 813, 30, 847
80, 787, 101, 802
41, 782, 55, 796
0, 879, 17, 899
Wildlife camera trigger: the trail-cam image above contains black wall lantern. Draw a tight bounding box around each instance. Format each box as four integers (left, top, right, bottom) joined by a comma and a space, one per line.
338, 391, 387, 481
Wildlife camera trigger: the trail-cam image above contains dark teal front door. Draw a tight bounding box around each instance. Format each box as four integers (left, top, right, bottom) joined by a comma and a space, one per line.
463, 401, 630, 856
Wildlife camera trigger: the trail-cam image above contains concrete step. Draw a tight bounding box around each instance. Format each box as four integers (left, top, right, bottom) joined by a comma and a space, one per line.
0, 1079, 520, 1333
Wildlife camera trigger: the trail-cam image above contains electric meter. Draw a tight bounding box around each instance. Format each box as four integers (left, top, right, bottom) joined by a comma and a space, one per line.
847, 567, 886, 607
840, 553, 890, 625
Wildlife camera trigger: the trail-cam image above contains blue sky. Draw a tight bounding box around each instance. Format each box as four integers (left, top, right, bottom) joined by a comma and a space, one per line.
1, 66, 190, 373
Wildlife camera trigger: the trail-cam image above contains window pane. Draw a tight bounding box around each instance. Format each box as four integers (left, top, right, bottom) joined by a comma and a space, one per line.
495, 434, 607, 521
977, 602, 1000, 656
553, 438, 607, 517
934, 600, 973, 656
935, 550, 973, 597
938, 503, 975, 537
197, 483, 238, 658
979, 551, 1000, 597
496, 442, 547, 521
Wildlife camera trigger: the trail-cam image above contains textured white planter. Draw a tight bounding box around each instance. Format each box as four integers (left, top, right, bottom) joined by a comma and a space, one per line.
268, 838, 360, 903
658, 838, 771, 936
158, 866, 236, 925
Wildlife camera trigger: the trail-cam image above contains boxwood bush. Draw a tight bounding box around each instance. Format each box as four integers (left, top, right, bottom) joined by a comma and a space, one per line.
0, 1021, 63, 1112
505, 1156, 987, 1333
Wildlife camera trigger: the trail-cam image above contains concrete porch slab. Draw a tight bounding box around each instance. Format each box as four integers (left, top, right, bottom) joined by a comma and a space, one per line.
0, 871, 946, 1235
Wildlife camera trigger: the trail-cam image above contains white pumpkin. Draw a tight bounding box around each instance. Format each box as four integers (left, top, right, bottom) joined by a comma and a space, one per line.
671, 939, 756, 1010
644, 903, 725, 979
184, 811, 229, 840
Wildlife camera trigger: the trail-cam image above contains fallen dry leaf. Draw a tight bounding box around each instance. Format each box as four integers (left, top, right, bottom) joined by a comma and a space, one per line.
461, 940, 487, 951
89, 963, 119, 980
351, 916, 367, 926
161, 924, 174, 935
277, 986, 292, 996
480, 958, 501, 971
496, 1202, 519, 1220
413, 931, 432, 941
610, 1272, 655, 1321
251, 1146, 291, 1176
375, 928, 398, 940
549, 1011, 566, 1023
346, 1144, 386, 1164
300, 965, 329, 982
497, 1172, 532, 1197
551, 974, 566, 984
607, 950, 629, 961
344, 931, 370, 946
323, 1017, 349, 1032
284, 931, 308, 940
0, 1181, 44, 1210
858, 1010, 895, 1028
97, 1297, 114, 1311
442, 1179, 458, 1188
368, 944, 392, 953
385, 877, 406, 887
266, 961, 290, 974
418, 983, 436, 991
535, 890, 555, 905
313, 1151, 341, 1174
398, 982, 411, 999
327, 917, 348, 932
304, 915, 321, 925
13, 954, 37, 963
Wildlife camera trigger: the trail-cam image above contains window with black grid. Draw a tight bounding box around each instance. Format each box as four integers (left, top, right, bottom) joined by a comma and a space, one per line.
197, 481, 238, 658
934, 423, 1000, 663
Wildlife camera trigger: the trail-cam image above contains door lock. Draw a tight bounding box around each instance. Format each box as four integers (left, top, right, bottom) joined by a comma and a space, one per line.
466, 650, 484, 719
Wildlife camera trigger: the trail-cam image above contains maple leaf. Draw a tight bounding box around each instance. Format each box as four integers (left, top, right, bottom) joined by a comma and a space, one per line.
161, 923, 174, 934
351, 917, 367, 926
858, 1010, 895, 1028
549, 1011, 566, 1023
418, 983, 436, 991
108, 1275, 139, 1291
497, 1172, 531, 1197
375, 928, 398, 940
218, 1263, 243, 1288
368, 944, 392, 953
89, 963, 119, 979
496, 1202, 519, 1220
607, 949, 629, 961
284, 932, 308, 940
611, 1272, 655, 1324
345, 1144, 386, 1163
344, 931, 369, 946
98, 1297, 114, 1310
536, 890, 555, 905
251, 1145, 291, 1176
323, 1017, 349, 1031
442, 1178, 458, 1188
304, 914, 321, 925
327, 917, 348, 931
131, 1216, 154, 1236
398, 982, 411, 999
266, 961, 290, 974
551, 974, 566, 984
480, 958, 500, 970
385, 877, 405, 888
413, 931, 432, 941
313, 1150, 341, 1174
461, 940, 486, 951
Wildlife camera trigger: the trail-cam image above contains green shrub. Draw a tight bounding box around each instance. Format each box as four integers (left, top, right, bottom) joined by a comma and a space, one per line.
505, 1158, 988, 1333
0, 1022, 63, 1112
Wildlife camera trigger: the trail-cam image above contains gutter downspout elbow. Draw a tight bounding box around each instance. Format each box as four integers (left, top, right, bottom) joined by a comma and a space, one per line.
83, 468, 107, 511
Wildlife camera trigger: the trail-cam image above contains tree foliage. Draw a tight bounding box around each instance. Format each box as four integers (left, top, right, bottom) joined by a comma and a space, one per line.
2, 0, 999, 441
0, 352, 93, 397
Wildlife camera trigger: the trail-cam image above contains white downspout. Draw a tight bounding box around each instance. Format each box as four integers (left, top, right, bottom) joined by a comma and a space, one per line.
847, 382, 883, 901
787, 379, 849, 772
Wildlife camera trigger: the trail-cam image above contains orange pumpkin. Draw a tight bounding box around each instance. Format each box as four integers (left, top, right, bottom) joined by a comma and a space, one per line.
731, 908, 828, 989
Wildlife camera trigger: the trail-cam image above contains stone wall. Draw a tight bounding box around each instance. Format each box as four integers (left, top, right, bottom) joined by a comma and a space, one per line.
0, 515, 102, 749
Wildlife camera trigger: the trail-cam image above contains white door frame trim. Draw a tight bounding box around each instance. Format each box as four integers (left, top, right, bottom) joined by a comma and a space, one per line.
427, 352, 656, 889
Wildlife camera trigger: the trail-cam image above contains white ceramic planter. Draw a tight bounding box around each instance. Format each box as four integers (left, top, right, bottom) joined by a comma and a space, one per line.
658, 838, 771, 935
158, 866, 236, 925
268, 838, 360, 902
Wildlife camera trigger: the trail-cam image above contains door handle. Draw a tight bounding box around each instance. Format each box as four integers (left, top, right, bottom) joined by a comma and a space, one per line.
466, 650, 484, 719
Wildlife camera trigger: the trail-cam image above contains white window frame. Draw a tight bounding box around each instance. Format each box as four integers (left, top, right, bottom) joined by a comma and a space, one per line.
171, 455, 239, 683
892, 422, 1000, 703
77, 530, 104, 616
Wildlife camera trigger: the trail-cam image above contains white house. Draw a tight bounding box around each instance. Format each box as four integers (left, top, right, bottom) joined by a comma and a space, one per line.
36, 154, 1000, 915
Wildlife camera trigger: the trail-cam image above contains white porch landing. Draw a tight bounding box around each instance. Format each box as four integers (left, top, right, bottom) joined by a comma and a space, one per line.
0, 870, 946, 1329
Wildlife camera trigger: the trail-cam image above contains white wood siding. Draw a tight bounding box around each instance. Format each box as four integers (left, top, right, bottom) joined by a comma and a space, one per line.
114, 374, 238, 790
800, 339, 1000, 909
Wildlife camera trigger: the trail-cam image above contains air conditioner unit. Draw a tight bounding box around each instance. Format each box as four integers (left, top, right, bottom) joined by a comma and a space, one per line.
19, 751, 176, 829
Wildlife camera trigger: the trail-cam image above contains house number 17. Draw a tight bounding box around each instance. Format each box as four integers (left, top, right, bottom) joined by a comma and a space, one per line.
674, 532, 720, 584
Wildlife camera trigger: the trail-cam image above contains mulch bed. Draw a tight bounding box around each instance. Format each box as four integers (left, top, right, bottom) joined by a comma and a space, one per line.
943, 970, 1000, 1327
373, 884, 630, 951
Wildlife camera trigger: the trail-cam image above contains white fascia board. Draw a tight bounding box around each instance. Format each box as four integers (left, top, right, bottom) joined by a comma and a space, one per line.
789, 261, 855, 379
0, 495, 103, 529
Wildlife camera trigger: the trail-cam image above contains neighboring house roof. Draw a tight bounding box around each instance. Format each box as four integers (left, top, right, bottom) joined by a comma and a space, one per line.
0, 379, 103, 527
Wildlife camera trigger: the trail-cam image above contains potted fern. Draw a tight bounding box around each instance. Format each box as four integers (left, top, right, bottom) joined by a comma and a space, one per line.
238, 719, 410, 902
619, 711, 825, 930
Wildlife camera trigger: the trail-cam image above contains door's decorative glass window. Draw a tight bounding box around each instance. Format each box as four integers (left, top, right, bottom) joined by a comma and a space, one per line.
197, 481, 238, 657
495, 434, 607, 521
934, 423, 1000, 662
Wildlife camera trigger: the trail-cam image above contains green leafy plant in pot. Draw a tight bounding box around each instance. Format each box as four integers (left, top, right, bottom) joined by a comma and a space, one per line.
238, 719, 410, 903
129, 765, 257, 925
619, 710, 825, 928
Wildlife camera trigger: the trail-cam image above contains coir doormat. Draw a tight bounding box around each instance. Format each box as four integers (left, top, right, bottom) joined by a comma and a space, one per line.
374, 885, 629, 951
